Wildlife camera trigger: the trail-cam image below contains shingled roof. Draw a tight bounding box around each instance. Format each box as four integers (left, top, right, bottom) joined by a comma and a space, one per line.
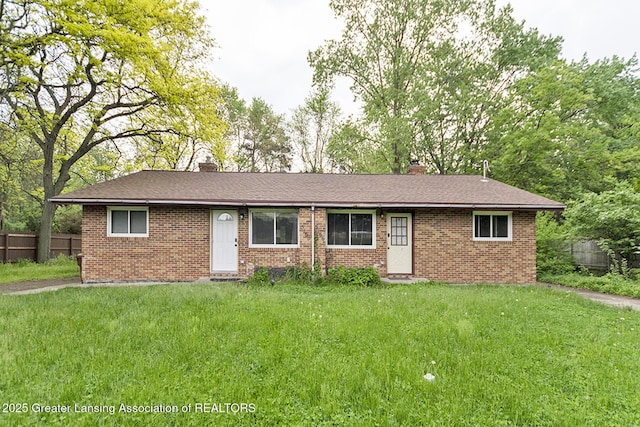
50, 170, 564, 210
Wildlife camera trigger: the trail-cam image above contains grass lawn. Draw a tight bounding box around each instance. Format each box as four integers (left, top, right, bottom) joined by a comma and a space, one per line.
0, 256, 80, 284
0, 282, 639, 426
541, 272, 640, 298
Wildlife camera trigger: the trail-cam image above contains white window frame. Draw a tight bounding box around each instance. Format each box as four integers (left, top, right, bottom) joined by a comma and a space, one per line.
473, 211, 512, 241
249, 208, 300, 248
107, 206, 149, 237
326, 209, 377, 249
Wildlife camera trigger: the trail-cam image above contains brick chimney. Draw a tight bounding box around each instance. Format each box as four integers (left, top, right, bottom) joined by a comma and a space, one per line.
407, 160, 426, 175
198, 157, 218, 172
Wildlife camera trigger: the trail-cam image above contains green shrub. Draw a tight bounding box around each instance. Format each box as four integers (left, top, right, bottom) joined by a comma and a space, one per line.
285, 264, 314, 283
537, 256, 575, 276
248, 265, 321, 286
247, 267, 271, 286
536, 212, 575, 276
563, 182, 640, 274
325, 265, 381, 287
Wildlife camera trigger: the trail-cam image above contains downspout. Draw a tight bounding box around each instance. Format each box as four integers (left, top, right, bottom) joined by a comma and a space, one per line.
311, 205, 315, 283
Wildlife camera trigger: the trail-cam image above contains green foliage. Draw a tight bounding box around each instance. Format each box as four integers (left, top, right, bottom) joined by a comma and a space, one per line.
53, 206, 82, 234
326, 120, 385, 173
242, 98, 291, 172
127, 78, 228, 171
248, 264, 320, 286
325, 265, 382, 287
0, 0, 224, 259
536, 212, 575, 276
564, 182, 640, 272
220, 89, 292, 172
288, 85, 342, 173
246, 267, 271, 286
542, 272, 640, 299
487, 57, 640, 201
1, 284, 640, 425
284, 264, 317, 284
310, 0, 560, 174
246, 264, 383, 288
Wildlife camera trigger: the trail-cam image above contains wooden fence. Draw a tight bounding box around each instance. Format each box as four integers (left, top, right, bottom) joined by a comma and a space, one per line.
0, 231, 81, 263
569, 240, 640, 271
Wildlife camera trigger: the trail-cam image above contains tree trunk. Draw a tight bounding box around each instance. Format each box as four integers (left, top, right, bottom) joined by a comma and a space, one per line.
37, 199, 57, 263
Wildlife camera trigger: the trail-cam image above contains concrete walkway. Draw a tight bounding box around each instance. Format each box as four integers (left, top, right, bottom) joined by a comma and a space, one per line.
2, 278, 640, 311
382, 278, 640, 311
0, 278, 167, 295
539, 283, 640, 311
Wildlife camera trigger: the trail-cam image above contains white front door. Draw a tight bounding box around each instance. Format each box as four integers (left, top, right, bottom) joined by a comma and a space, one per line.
387, 213, 412, 274
211, 210, 238, 273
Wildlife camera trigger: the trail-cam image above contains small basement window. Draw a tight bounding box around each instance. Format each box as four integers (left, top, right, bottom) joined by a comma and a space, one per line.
473, 211, 512, 241
107, 207, 149, 237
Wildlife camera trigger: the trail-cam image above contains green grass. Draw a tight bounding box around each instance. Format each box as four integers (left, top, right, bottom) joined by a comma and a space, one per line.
541, 272, 640, 298
1, 282, 639, 426
0, 256, 80, 284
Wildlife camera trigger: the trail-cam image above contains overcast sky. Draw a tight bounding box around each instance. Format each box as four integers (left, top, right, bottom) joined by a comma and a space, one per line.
203, 0, 640, 117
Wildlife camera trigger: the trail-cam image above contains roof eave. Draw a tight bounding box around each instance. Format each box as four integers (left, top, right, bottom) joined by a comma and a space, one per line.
50, 198, 565, 211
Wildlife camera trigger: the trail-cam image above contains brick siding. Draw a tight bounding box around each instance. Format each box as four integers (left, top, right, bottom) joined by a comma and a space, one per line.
413, 209, 536, 284
82, 205, 210, 282
325, 209, 387, 276
82, 205, 536, 284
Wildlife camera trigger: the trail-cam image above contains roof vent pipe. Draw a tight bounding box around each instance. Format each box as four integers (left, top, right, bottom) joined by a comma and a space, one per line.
481, 160, 490, 182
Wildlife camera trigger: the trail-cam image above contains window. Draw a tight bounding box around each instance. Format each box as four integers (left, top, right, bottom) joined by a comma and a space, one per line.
327, 211, 375, 247
473, 211, 512, 241
390, 216, 408, 246
250, 210, 298, 247
108, 207, 148, 237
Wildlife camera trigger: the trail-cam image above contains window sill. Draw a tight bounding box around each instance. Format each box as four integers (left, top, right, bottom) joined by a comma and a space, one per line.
327, 245, 377, 250
249, 244, 300, 249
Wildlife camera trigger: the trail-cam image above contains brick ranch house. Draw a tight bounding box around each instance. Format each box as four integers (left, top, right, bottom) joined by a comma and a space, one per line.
51, 163, 564, 284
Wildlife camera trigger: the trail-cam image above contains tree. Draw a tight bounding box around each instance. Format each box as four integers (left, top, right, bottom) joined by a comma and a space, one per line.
217, 88, 291, 172
128, 79, 227, 171
0, 120, 43, 231
326, 120, 384, 173
309, 0, 560, 174
0, 0, 224, 261
485, 56, 640, 201
564, 183, 640, 273
288, 85, 341, 173
237, 98, 291, 172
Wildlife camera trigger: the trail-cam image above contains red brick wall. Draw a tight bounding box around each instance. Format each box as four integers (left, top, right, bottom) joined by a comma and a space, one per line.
82, 205, 210, 282
82, 205, 536, 284
240, 207, 388, 276
413, 209, 536, 284
325, 210, 387, 276
236, 207, 309, 277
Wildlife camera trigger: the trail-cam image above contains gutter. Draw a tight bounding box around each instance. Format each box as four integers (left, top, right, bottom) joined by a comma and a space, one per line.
50, 198, 565, 211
